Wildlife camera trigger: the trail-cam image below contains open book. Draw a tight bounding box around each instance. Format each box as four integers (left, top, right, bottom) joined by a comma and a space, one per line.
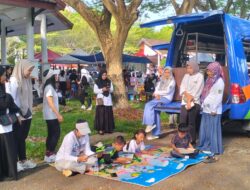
177, 148, 196, 154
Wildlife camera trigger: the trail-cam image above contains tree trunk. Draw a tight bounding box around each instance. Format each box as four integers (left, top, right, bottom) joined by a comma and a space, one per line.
102, 42, 129, 109
174, 0, 198, 15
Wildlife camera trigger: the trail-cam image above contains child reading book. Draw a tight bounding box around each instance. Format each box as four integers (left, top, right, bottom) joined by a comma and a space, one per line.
123, 129, 146, 153
171, 123, 197, 158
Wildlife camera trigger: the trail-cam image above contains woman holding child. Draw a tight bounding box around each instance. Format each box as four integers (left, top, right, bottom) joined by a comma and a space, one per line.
198, 62, 224, 156
179, 61, 204, 145
142, 67, 176, 140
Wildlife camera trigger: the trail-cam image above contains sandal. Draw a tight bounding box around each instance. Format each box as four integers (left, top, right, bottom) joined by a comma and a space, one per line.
203, 156, 218, 163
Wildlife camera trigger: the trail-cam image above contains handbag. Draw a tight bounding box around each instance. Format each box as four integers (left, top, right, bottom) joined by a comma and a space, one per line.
0, 114, 18, 126
96, 98, 104, 106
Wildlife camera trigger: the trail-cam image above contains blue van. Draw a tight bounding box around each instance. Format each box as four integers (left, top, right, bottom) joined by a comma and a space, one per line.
141, 11, 250, 132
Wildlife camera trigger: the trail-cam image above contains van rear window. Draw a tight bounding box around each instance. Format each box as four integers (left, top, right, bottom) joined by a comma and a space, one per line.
242, 40, 250, 77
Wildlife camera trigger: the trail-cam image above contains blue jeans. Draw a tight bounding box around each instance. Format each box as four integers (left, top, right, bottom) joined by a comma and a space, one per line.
142, 97, 170, 136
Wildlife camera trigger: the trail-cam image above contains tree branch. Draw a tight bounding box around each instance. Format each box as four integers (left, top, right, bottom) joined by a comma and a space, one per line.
117, 0, 126, 16
224, 0, 233, 13
171, 0, 180, 13
195, 0, 209, 11
208, 0, 217, 10
240, 0, 246, 18
100, 5, 112, 29
62, 0, 99, 31
102, 0, 118, 19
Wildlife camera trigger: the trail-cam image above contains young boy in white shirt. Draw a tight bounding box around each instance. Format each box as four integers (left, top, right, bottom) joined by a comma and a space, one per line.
55, 119, 97, 177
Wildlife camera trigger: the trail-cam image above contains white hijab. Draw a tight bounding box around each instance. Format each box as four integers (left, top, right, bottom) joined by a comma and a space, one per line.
12, 59, 35, 115
158, 66, 174, 91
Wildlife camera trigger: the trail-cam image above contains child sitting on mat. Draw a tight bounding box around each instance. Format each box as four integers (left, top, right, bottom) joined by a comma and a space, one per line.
171, 123, 197, 158
123, 129, 146, 153
55, 119, 97, 177
97, 136, 132, 164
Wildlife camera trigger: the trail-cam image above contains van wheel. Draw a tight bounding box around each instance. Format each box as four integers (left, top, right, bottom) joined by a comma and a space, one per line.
242, 121, 250, 137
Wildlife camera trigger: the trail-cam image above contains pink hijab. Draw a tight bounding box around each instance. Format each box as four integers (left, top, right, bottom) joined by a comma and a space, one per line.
201, 62, 225, 103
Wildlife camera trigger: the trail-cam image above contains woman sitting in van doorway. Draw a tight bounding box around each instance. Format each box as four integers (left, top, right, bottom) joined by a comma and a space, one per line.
198, 62, 225, 161
179, 61, 204, 146
142, 67, 176, 140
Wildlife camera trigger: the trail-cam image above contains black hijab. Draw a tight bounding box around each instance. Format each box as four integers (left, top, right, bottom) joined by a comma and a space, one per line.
96, 69, 111, 97
0, 67, 6, 98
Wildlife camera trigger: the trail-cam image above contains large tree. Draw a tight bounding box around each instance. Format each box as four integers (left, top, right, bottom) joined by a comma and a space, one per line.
62, 0, 150, 109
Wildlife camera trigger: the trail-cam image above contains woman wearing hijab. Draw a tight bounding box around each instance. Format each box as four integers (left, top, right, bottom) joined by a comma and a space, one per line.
7, 59, 36, 171
43, 69, 63, 163
94, 69, 115, 135
198, 62, 225, 158
179, 61, 204, 145
143, 67, 176, 140
79, 68, 94, 110
0, 67, 20, 181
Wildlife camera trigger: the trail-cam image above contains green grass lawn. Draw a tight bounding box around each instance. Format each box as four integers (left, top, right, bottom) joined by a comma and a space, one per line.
27, 99, 169, 160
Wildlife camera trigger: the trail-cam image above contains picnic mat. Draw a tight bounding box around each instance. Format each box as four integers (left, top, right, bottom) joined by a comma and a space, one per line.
86, 146, 208, 187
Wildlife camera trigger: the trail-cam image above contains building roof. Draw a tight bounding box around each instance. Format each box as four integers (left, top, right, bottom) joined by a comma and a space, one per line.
0, 1, 72, 37
0, 0, 65, 10
138, 38, 169, 47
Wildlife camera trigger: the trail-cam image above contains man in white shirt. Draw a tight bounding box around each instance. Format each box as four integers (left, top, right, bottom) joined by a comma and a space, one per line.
55, 119, 97, 177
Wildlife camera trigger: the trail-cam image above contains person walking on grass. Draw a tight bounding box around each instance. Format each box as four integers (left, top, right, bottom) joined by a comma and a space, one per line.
7, 59, 36, 171
43, 69, 63, 163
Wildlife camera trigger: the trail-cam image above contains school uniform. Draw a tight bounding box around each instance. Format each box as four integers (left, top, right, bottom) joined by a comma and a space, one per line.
179, 72, 204, 143
7, 76, 32, 161
142, 77, 176, 136
55, 131, 96, 174
123, 139, 145, 153
43, 84, 60, 154
94, 79, 115, 133
198, 78, 224, 154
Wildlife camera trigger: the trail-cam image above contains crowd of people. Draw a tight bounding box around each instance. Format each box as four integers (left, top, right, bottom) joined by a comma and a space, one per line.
143, 60, 224, 162
0, 59, 225, 180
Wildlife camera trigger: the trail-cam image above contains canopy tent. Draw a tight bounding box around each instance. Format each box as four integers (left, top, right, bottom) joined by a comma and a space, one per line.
71, 52, 152, 64
53, 49, 89, 64
35, 49, 61, 63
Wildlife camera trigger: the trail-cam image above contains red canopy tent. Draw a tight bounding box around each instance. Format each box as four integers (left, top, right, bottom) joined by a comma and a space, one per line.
35, 49, 61, 63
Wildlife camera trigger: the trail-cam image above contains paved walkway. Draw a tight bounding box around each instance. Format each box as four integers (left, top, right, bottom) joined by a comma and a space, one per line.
6, 127, 250, 190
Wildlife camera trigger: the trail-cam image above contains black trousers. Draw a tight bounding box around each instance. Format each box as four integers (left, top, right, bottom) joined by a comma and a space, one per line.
0, 132, 17, 181
79, 90, 92, 108
46, 119, 61, 153
13, 119, 32, 161
180, 104, 200, 144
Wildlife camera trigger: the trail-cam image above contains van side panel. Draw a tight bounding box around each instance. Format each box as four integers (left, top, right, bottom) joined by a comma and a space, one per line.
223, 14, 250, 120
223, 14, 249, 87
